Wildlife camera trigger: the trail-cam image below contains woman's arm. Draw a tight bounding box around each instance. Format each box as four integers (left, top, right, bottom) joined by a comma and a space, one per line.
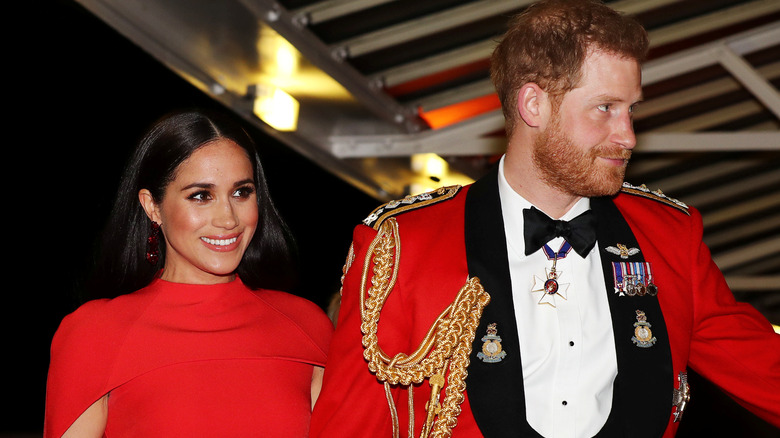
62, 394, 108, 438
311, 366, 325, 409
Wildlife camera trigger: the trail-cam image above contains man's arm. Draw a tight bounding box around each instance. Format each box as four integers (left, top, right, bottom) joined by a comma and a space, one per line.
310, 225, 398, 437
685, 208, 780, 427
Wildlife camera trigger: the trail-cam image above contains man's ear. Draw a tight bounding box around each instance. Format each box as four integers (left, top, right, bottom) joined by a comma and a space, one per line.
516, 82, 549, 128
138, 189, 162, 224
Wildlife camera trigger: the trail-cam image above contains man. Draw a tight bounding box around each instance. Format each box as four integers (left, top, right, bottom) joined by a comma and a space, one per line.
310, 1, 780, 437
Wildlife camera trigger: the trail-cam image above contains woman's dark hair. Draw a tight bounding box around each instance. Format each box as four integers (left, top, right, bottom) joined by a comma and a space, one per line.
87, 109, 297, 298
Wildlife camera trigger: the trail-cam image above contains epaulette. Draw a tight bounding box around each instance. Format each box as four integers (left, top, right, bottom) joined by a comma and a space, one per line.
621, 182, 689, 215
362, 185, 462, 229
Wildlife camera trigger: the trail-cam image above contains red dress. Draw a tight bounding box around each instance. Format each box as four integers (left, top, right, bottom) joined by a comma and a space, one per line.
45, 277, 333, 437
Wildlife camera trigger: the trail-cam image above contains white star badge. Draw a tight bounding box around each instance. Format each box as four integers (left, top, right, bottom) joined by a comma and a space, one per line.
531, 269, 569, 308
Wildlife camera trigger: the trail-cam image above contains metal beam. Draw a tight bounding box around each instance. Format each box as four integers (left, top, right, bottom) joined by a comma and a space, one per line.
331, 125, 779, 158
640, 159, 761, 193
725, 275, 780, 291
331, 0, 528, 58
292, 0, 396, 25
683, 168, 780, 208
635, 132, 780, 152
238, 0, 427, 132
717, 45, 780, 119
644, 0, 780, 47
652, 101, 769, 132
642, 21, 780, 85
376, 39, 497, 88
330, 110, 506, 157
416, 80, 496, 112
374, 0, 689, 90
713, 235, 780, 271
609, 0, 684, 16
388, 21, 780, 145
705, 213, 780, 248
703, 192, 780, 229
377, 6, 780, 113
635, 62, 780, 120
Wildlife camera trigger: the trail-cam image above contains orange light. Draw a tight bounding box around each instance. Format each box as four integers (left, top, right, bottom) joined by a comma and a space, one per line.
419, 94, 501, 129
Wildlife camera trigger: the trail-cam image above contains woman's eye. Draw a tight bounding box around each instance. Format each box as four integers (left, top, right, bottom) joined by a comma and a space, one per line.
233, 186, 256, 199
188, 191, 212, 202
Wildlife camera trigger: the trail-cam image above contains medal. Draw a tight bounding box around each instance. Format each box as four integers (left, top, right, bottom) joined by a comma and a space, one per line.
625, 274, 638, 296
672, 371, 691, 422
612, 262, 659, 297
631, 309, 657, 348
531, 242, 572, 308
646, 266, 658, 296
477, 323, 507, 363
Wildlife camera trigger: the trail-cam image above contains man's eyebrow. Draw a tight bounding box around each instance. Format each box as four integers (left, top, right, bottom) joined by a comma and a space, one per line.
593, 94, 644, 103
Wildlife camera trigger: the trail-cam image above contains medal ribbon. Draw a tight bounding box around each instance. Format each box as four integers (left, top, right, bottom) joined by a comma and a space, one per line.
612, 262, 655, 293
542, 240, 573, 261
612, 262, 624, 292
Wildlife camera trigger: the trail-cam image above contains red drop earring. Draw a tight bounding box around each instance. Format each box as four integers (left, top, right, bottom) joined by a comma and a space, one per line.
145, 221, 161, 265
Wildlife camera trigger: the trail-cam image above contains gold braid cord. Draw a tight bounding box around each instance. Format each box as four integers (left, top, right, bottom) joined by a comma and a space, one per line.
360, 218, 490, 438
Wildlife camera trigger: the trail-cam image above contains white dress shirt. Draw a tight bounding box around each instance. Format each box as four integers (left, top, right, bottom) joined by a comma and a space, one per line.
497, 156, 617, 438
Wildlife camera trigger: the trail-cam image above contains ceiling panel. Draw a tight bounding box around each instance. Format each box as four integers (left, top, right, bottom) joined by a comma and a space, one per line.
74, 0, 778, 316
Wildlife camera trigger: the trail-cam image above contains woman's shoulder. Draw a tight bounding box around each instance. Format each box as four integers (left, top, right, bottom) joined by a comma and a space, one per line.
53, 286, 160, 349
252, 289, 334, 352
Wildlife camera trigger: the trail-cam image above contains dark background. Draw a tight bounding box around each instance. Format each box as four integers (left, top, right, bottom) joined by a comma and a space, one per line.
9, 0, 376, 434
5, 1, 776, 436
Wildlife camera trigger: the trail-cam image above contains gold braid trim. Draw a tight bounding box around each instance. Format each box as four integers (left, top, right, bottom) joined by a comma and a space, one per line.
339, 243, 355, 297
360, 217, 491, 438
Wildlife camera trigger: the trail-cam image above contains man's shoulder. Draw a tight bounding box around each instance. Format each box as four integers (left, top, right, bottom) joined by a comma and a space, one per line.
361, 185, 466, 230
616, 182, 690, 216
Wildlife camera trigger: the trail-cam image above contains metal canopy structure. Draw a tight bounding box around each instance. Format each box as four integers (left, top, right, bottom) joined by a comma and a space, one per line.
75, 0, 778, 310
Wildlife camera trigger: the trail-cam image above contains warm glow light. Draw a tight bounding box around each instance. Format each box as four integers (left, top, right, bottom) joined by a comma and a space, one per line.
253, 85, 299, 131
260, 25, 299, 77
412, 153, 447, 177
273, 42, 298, 77
408, 153, 474, 195
773, 324, 780, 334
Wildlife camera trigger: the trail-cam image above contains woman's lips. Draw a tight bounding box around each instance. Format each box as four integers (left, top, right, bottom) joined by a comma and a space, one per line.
200, 234, 241, 252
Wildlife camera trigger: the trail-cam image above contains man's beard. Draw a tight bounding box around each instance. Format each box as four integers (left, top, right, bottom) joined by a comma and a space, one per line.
532, 114, 631, 198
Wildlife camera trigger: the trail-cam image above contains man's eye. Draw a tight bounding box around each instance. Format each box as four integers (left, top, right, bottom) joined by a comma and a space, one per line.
597, 104, 610, 112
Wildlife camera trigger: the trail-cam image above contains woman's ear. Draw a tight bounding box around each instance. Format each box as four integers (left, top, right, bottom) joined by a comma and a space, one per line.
516, 82, 549, 128
138, 189, 161, 224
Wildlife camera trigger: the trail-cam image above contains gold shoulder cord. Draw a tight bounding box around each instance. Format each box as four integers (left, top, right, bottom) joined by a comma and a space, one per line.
359, 217, 491, 438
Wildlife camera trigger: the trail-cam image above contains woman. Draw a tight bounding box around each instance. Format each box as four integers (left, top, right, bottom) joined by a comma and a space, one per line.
44, 110, 333, 437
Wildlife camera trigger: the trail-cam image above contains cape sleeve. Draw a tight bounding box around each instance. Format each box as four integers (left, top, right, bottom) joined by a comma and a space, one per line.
44, 299, 117, 438
254, 289, 334, 367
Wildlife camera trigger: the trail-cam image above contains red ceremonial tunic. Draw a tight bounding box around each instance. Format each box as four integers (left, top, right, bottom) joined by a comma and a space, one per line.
45, 277, 333, 438
311, 177, 780, 438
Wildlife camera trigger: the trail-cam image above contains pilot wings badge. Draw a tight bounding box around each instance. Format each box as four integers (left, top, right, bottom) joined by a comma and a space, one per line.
606, 243, 640, 259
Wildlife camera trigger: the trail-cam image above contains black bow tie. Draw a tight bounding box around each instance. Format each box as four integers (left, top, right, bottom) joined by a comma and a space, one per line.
523, 207, 597, 258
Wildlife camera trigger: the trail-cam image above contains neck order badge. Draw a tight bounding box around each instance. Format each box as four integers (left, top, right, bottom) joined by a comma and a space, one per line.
531, 241, 573, 307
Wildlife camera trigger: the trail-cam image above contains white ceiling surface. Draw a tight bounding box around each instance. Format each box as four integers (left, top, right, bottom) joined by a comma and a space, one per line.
75, 0, 778, 315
